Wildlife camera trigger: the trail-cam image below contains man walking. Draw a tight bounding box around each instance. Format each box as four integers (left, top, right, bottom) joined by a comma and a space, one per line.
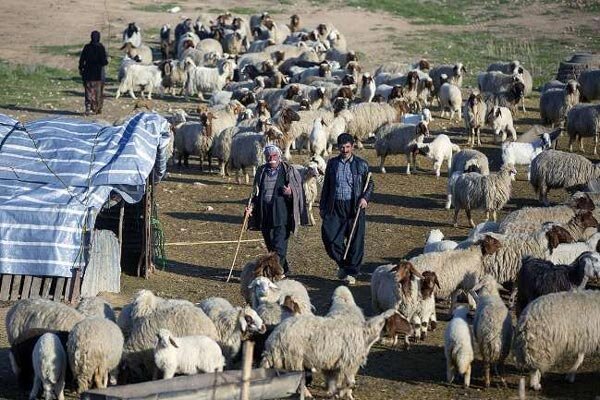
246, 145, 308, 275
79, 30, 108, 115
320, 133, 374, 285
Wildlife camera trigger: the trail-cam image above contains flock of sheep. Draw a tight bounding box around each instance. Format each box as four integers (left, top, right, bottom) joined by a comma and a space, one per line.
7, 8, 600, 400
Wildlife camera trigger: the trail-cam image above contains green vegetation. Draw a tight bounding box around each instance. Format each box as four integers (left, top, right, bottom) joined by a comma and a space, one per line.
131, 2, 179, 12
37, 44, 82, 57
346, 0, 471, 25
228, 6, 257, 15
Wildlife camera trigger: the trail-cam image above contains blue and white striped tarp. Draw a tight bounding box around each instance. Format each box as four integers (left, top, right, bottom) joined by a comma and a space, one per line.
0, 112, 171, 277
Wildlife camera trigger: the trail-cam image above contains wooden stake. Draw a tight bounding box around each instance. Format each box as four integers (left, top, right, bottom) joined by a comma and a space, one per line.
166, 238, 263, 246
343, 172, 372, 260
240, 341, 254, 400
227, 185, 257, 283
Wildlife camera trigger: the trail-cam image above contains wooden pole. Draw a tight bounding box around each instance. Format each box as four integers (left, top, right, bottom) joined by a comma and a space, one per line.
227, 185, 257, 283
343, 172, 371, 260
239, 341, 254, 400
166, 238, 263, 246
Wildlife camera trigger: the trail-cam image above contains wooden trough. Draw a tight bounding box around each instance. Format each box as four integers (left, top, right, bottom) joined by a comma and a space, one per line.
81, 369, 305, 400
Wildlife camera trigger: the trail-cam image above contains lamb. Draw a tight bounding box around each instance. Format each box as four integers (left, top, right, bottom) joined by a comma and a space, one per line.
548, 231, 600, 264
481, 226, 575, 286
429, 63, 466, 98
530, 149, 600, 205
438, 79, 462, 121
486, 106, 517, 143
577, 69, 600, 101
173, 111, 216, 170
463, 92, 487, 147
470, 275, 513, 388
410, 236, 502, 311
424, 229, 458, 253
153, 329, 224, 379
380, 312, 414, 348
513, 290, 600, 390
540, 80, 580, 127
240, 252, 285, 304
345, 100, 409, 147
121, 303, 219, 383
248, 276, 313, 315
115, 64, 162, 99
261, 289, 393, 399
184, 58, 235, 100
516, 252, 600, 316
67, 317, 124, 393
501, 131, 551, 181
360, 73, 376, 102
444, 306, 474, 388
374, 121, 429, 174
566, 104, 600, 155
30, 332, 67, 400
415, 133, 460, 178
196, 297, 266, 364
445, 149, 490, 209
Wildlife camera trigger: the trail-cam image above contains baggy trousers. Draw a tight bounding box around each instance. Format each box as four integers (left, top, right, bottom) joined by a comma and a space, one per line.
321, 200, 365, 276
261, 225, 291, 274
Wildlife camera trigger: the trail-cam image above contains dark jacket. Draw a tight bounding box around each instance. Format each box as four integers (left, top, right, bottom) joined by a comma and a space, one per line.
79, 41, 108, 82
319, 154, 374, 215
249, 161, 308, 234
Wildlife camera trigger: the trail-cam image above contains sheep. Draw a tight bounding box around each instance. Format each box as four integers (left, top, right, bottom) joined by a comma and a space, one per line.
345, 100, 409, 146
6, 299, 84, 347
30, 332, 67, 400
548, 231, 600, 264
478, 71, 524, 94
173, 111, 216, 170
424, 229, 458, 253
248, 276, 313, 315
481, 226, 575, 287
296, 155, 326, 226
415, 134, 460, 178
414, 271, 440, 340
530, 149, 600, 206
115, 64, 162, 100
566, 104, 600, 155
410, 236, 502, 311
516, 252, 600, 317
121, 42, 153, 65
370, 261, 422, 318
445, 149, 490, 209
309, 117, 329, 157
429, 63, 466, 98
255, 84, 302, 115
255, 295, 302, 330
374, 121, 429, 174
463, 92, 488, 147
228, 126, 284, 184
67, 317, 124, 393
159, 59, 186, 96
577, 69, 600, 101
159, 25, 173, 60
470, 275, 513, 388
121, 304, 219, 383
240, 252, 285, 304
486, 60, 533, 96
439, 80, 462, 121
444, 306, 474, 388
486, 106, 517, 143
261, 290, 393, 399
380, 312, 415, 348
513, 290, 600, 390
326, 285, 366, 324
499, 210, 597, 242
540, 80, 580, 127
76, 297, 116, 321
483, 80, 526, 115
271, 107, 331, 160
122, 22, 142, 48
502, 132, 551, 181
374, 59, 430, 76
184, 58, 235, 100
153, 329, 224, 379
360, 73, 376, 102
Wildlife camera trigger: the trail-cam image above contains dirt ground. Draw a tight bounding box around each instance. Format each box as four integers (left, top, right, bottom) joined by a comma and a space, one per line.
1, 1, 600, 399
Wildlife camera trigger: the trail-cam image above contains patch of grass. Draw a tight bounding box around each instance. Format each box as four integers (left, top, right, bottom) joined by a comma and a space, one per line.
37, 44, 82, 57
346, 0, 470, 25
0, 61, 79, 107
228, 6, 257, 15
132, 2, 179, 12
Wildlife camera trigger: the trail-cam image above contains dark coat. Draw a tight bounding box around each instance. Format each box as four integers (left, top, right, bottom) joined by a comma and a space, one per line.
319, 154, 374, 215
249, 161, 308, 234
79, 42, 108, 82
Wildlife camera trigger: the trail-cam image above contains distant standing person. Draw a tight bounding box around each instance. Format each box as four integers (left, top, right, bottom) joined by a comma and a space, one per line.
245, 145, 308, 275
320, 133, 374, 286
78, 30, 108, 115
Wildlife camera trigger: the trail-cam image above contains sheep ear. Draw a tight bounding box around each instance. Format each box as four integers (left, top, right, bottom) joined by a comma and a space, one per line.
407, 262, 423, 279
169, 336, 179, 348
495, 108, 501, 118
239, 310, 248, 332
282, 296, 301, 314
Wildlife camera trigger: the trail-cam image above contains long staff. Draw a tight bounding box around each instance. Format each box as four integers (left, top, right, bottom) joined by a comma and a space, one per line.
343, 172, 372, 260
227, 185, 258, 282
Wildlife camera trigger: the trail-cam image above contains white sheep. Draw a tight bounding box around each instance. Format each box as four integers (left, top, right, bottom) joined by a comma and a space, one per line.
153, 329, 224, 379
429, 63, 466, 98
513, 290, 600, 391
30, 332, 67, 400
297, 155, 326, 226
548, 231, 600, 264
360, 73, 376, 102
478, 71, 524, 94
444, 306, 474, 388
309, 117, 329, 157
416, 134, 460, 178
463, 92, 487, 147
445, 149, 490, 209
345, 100, 408, 147
122, 22, 142, 48
67, 317, 123, 393
470, 275, 513, 388
173, 112, 215, 170
115, 64, 162, 100
76, 296, 116, 321
486, 60, 533, 97
424, 229, 458, 253
501, 132, 551, 181
486, 105, 516, 143
248, 277, 313, 315
184, 58, 235, 100
374, 121, 429, 174
414, 271, 440, 340
121, 42, 153, 65
439, 80, 462, 121
228, 128, 283, 184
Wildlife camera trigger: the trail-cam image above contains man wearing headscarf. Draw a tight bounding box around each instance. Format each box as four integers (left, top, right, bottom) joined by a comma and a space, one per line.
320, 133, 374, 286
79, 30, 108, 115
245, 144, 308, 275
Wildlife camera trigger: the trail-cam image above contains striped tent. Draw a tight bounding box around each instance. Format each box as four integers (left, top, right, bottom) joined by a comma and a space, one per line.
0, 112, 171, 278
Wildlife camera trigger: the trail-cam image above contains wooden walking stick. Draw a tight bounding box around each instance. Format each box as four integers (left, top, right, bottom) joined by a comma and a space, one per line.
227, 185, 258, 282
343, 172, 372, 260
